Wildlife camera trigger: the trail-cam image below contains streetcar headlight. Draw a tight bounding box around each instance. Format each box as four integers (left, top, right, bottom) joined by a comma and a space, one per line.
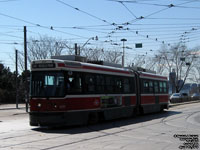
37, 103, 41, 108
54, 104, 57, 108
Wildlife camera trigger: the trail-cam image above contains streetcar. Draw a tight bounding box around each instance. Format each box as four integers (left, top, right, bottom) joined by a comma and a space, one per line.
29, 55, 169, 126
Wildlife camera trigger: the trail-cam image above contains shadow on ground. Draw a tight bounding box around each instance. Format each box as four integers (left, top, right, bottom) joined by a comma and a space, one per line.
32, 110, 182, 134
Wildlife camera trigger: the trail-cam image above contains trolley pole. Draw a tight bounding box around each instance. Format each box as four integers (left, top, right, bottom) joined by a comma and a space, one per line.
15, 49, 19, 109
24, 26, 28, 112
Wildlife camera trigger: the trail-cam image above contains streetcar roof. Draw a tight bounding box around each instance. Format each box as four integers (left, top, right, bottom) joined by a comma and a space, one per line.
31, 59, 168, 80
139, 71, 168, 81
31, 59, 133, 76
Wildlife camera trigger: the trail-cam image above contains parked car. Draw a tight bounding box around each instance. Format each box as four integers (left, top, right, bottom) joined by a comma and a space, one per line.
181, 93, 189, 101
191, 93, 200, 100
170, 93, 181, 100
170, 93, 189, 103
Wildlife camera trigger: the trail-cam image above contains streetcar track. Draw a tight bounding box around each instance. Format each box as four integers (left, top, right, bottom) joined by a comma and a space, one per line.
0, 133, 72, 149
40, 134, 113, 150
0, 128, 35, 140
161, 110, 200, 129
86, 120, 174, 150
0, 133, 34, 140
1, 113, 169, 149
86, 111, 196, 146
0, 118, 179, 149
1, 108, 200, 149
185, 110, 200, 120
160, 114, 187, 129
185, 111, 200, 127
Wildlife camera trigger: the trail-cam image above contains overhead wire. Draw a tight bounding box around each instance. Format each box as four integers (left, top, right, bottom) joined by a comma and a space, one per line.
119, 1, 138, 19
56, 0, 115, 26
115, 0, 200, 49
0, 11, 195, 46
103, 1, 179, 47
0, 32, 23, 39
114, 0, 200, 9
0, 0, 200, 63
0, 12, 88, 39
143, 17, 200, 20
118, 0, 200, 26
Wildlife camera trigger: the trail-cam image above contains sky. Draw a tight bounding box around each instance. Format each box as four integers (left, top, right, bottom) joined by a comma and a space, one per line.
0, 0, 200, 72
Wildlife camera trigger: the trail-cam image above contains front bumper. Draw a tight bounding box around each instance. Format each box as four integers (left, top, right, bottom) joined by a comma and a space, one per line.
29, 111, 89, 127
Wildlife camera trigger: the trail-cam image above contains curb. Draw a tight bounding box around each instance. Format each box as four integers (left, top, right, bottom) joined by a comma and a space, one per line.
169, 100, 200, 107
0, 107, 26, 111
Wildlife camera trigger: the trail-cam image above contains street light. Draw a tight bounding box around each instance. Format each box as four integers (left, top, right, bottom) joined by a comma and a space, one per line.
81, 36, 98, 49
75, 36, 98, 55
121, 38, 127, 67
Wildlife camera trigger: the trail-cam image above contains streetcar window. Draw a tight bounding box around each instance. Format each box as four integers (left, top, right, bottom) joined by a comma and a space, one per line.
143, 80, 149, 93
163, 82, 167, 93
85, 74, 95, 93
159, 81, 168, 93
123, 78, 130, 93
159, 82, 163, 93
158, 81, 168, 93
154, 81, 159, 93
142, 79, 154, 93
130, 78, 135, 93
45, 76, 54, 85
66, 72, 82, 94
123, 78, 135, 93
105, 76, 114, 93
149, 81, 153, 93
115, 77, 122, 93
31, 72, 65, 97
96, 75, 105, 93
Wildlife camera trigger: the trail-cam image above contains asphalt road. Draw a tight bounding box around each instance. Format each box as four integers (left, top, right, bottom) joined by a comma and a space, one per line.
0, 103, 200, 150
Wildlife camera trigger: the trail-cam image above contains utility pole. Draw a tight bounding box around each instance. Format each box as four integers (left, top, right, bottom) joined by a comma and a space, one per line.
24, 26, 27, 72
15, 49, 18, 109
121, 38, 127, 67
24, 26, 28, 112
75, 43, 78, 55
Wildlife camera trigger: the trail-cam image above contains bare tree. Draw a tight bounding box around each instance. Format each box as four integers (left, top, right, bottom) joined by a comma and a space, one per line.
18, 35, 72, 71
188, 46, 200, 84
80, 47, 122, 64
17, 35, 123, 71
81, 47, 104, 61
127, 55, 146, 68
145, 56, 166, 74
155, 43, 198, 92
103, 49, 122, 64
28, 35, 68, 62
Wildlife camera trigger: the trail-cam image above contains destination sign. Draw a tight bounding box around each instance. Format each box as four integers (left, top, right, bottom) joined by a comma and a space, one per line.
32, 63, 55, 68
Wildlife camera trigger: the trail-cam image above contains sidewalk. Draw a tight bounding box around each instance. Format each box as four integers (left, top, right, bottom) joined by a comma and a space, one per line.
0, 104, 28, 123
169, 99, 200, 107
0, 104, 26, 110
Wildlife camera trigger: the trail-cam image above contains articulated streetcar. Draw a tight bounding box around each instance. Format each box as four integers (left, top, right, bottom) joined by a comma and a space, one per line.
29, 55, 169, 126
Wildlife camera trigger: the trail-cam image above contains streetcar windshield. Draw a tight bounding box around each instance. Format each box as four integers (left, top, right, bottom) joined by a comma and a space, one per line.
31, 71, 65, 97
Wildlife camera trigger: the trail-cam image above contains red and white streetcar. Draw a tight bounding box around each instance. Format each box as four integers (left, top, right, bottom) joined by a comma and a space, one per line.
29, 55, 169, 126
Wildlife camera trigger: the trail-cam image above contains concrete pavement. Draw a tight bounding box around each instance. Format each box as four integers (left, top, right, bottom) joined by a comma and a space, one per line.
0, 102, 200, 150
0, 104, 26, 110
